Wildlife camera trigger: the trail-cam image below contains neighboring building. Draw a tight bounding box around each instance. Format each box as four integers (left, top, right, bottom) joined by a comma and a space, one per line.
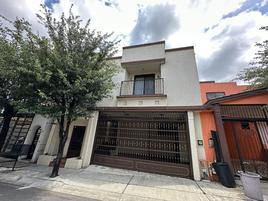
199, 81, 248, 169
199, 81, 268, 180
0, 114, 52, 163
36, 41, 205, 180
200, 81, 248, 104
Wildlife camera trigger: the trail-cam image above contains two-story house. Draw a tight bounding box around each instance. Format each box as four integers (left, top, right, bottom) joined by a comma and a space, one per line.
35, 41, 204, 180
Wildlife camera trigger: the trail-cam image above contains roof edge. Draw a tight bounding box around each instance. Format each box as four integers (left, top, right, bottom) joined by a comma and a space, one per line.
96, 105, 205, 112
123, 41, 165, 49
165, 46, 194, 52
205, 88, 268, 105
107, 56, 122, 60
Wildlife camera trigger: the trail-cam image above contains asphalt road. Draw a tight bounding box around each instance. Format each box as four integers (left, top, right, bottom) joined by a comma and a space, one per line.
0, 182, 99, 201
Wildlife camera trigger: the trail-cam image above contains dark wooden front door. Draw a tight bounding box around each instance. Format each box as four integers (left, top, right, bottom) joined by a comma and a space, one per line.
67, 126, 86, 158
27, 127, 41, 159
92, 111, 192, 179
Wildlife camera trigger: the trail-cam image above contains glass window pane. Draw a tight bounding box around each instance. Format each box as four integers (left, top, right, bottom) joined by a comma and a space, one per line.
134, 80, 144, 95
144, 79, 155, 95
206, 92, 225, 100
134, 75, 155, 95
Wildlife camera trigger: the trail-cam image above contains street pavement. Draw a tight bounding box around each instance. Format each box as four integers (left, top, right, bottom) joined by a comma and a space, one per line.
0, 182, 99, 201
0, 164, 267, 201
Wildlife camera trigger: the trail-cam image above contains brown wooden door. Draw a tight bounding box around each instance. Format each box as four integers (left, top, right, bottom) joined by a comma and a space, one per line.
67, 126, 86, 158
224, 120, 268, 178
92, 111, 192, 179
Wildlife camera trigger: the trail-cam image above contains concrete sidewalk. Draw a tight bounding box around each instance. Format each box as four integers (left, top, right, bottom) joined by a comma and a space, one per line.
0, 164, 265, 201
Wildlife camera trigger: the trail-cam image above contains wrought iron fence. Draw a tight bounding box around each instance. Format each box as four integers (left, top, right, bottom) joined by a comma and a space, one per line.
119, 78, 164, 96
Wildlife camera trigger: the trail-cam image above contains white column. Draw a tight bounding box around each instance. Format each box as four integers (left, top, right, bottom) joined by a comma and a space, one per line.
32, 118, 53, 162
43, 123, 57, 154
187, 111, 201, 181
80, 111, 99, 167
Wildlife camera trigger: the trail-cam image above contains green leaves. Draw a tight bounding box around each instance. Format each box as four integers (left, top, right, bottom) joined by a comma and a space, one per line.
0, 16, 38, 111
32, 4, 118, 121
0, 4, 119, 123
237, 26, 268, 89
1, 5, 119, 177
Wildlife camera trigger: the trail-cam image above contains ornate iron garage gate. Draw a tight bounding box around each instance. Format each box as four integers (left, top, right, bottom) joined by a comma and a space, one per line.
92, 111, 192, 178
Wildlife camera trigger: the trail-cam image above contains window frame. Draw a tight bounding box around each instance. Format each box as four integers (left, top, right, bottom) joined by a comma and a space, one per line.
133, 74, 155, 95
206, 92, 225, 100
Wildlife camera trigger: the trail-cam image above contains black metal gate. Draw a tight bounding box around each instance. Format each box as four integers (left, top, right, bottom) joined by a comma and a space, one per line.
0, 113, 34, 170
1, 114, 34, 153
92, 111, 192, 178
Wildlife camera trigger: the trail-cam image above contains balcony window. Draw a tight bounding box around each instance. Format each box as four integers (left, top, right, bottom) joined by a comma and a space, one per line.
119, 77, 164, 96
134, 74, 155, 95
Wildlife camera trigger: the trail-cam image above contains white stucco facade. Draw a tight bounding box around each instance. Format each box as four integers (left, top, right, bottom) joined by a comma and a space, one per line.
23, 114, 53, 162
162, 49, 202, 106
33, 41, 205, 180
37, 112, 99, 168
97, 42, 202, 108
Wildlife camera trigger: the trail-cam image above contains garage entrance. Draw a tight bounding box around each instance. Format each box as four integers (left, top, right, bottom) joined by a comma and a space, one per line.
92, 111, 192, 178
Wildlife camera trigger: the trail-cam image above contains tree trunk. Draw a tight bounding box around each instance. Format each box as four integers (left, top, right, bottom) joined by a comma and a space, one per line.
0, 104, 16, 152
50, 114, 71, 178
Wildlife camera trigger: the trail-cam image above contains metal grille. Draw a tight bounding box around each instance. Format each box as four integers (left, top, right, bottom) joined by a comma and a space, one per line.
120, 78, 164, 96
2, 114, 34, 153
220, 104, 268, 120
92, 111, 192, 178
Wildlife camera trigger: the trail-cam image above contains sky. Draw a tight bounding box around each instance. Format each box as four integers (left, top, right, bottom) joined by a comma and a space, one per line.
0, 0, 267, 82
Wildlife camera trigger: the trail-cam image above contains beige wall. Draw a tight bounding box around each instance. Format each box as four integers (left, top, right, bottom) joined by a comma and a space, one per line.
97, 59, 125, 107
24, 115, 53, 162
122, 42, 165, 64
38, 113, 99, 168
97, 44, 202, 108
187, 111, 201, 180
193, 112, 206, 161
162, 49, 202, 106
37, 42, 204, 180
117, 96, 167, 107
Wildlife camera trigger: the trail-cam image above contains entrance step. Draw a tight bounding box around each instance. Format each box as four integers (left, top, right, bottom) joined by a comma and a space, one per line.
49, 158, 66, 168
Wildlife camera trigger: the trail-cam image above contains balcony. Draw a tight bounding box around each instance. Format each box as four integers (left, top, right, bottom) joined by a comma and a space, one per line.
119, 78, 165, 97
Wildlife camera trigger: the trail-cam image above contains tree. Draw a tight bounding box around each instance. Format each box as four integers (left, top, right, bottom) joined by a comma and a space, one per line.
237, 26, 268, 88
0, 17, 38, 151
28, 5, 118, 177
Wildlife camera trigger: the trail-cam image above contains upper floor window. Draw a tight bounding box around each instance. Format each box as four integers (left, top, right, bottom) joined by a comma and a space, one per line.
134, 74, 155, 95
206, 92, 225, 100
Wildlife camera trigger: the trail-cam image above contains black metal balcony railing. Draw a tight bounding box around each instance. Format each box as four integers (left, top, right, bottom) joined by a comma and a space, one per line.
119, 78, 164, 96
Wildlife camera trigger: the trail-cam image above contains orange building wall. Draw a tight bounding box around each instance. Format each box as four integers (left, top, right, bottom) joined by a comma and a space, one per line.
201, 92, 268, 164
222, 93, 268, 105
200, 82, 248, 103
200, 82, 249, 166
200, 111, 216, 163
200, 82, 267, 180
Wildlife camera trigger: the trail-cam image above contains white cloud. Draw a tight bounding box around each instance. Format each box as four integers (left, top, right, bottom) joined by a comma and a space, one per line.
0, 0, 267, 81
197, 11, 268, 81
130, 3, 179, 44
